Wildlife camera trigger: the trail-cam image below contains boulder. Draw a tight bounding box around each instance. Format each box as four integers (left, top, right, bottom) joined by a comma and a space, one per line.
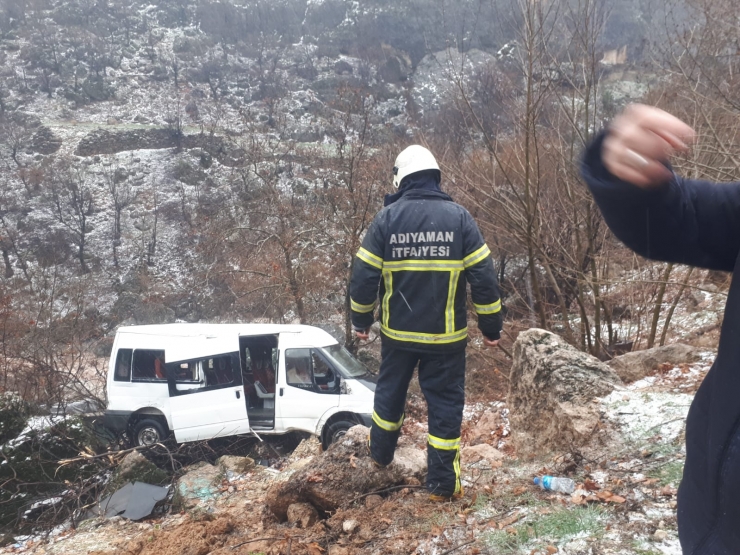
468, 410, 501, 445
108, 450, 168, 493
608, 343, 699, 383
265, 425, 425, 521
174, 463, 222, 509
508, 329, 623, 455
462, 444, 504, 467
217, 455, 254, 476
286, 503, 319, 528
392, 446, 427, 476
364, 494, 382, 508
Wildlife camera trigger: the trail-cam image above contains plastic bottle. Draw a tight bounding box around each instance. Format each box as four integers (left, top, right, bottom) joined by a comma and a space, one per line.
533, 475, 575, 494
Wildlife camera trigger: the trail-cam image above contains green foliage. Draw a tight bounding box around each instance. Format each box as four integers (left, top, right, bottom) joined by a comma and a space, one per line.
631, 540, 663, 555
0, 392, 31, 445
0, 416, 105, 528
649, 460, 685, 487
485, 506, 606, 555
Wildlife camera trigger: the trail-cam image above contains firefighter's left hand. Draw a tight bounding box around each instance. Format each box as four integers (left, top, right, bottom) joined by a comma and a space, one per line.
355, 329, 370, 340
483, 338, 499, 348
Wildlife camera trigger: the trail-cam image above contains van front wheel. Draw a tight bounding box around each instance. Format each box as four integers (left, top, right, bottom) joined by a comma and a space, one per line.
132, 418, 167, 447
323, 420, 355, 449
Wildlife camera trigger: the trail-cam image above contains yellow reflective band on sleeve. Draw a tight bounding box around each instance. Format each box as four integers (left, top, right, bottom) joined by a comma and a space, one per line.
445, 270, 460, 334
380, 326, 468, 344
463, 244, 491, 268
383, 259, 464, 271
372, 411, 404, 432
351, 298, 376, 314
474, 299, 502, 315
357, 247, 383, 270
427, 434, 461, 451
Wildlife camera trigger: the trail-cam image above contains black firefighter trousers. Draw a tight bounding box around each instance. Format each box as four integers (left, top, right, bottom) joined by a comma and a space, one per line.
370, 344, 465, 497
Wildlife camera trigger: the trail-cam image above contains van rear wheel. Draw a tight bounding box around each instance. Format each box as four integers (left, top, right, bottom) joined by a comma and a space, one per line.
132, 418, 167, 447
323, 420, 355, 450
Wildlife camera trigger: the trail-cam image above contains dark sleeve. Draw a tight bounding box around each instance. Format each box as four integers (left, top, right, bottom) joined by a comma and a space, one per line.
349, 216, 384, 331
581, 131, 740, 272
461, 211, 503, 341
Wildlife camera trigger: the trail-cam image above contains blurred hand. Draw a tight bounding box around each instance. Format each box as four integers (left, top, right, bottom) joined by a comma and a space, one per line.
483, 338, 499, 348
603, 104, 695, 188
355, 329, 369, 340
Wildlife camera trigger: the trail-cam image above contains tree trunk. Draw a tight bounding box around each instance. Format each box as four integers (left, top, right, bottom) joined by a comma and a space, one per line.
647, 263, 673, 348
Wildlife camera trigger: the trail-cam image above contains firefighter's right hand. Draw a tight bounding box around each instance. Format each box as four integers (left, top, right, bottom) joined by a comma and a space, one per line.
355, 329, 370, 340
483, 337, 499, 348
603, 104, 695, 188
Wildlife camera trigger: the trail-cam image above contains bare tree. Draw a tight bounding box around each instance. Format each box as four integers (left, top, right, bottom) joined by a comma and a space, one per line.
47, 162, 95, 274
103, 163, 136, 268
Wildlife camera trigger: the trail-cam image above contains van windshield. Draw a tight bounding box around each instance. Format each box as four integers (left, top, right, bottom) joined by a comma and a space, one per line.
320, 344, 372, 379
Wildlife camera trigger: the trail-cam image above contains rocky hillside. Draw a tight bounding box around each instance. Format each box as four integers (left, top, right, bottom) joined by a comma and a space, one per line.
0, 0, 663, 332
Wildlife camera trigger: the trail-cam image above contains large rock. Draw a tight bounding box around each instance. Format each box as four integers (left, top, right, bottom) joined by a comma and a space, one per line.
217, 455, 254, 476
462, 444, 504, 468
286, 502, 319, 528
468, 410, 501, 445
608, 343, 699, 383
508, 329, 623, 455
108, 450, 169, 493
265, 426, 425, 521
174, 462, 222, 509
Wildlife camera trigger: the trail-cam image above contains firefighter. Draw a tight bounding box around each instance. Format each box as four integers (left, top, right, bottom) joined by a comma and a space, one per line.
350, 145, 503, 500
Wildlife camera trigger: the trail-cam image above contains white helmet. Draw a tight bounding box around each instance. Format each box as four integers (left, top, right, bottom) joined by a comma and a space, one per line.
392, 145, 440, 189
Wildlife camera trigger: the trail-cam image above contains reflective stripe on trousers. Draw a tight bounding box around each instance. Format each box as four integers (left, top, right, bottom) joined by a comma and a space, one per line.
369, 344, 466, 496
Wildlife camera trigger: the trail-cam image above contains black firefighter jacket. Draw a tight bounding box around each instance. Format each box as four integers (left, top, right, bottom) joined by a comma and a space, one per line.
582, 131, 740, 554
350, 186, 503, 352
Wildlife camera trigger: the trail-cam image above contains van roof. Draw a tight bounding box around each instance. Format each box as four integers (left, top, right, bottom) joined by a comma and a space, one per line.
115, 323, 338, 345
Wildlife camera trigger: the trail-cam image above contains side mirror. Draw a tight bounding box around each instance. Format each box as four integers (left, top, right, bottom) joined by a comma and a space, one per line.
340, 378, 349, 395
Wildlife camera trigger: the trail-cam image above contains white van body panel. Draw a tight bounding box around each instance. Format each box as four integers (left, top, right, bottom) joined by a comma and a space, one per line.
105, 324, 374, 443
338, 378, 376, 411
165, 334, 239, 363
170, 386, 250, 442
275, 331, 340, 434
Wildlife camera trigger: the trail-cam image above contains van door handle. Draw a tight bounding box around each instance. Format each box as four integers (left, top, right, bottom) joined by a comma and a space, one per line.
235, 390, 241, 399
280, 388, 284, 397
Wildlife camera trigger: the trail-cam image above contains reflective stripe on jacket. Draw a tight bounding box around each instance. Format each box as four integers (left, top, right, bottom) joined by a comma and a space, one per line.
350, 188, 502, 351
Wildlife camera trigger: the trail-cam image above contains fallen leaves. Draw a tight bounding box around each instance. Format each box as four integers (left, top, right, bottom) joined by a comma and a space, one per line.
306, 541, 325, 555
494, 510, 521, 529
596, 491, 626, 504
571, 489, 625, 505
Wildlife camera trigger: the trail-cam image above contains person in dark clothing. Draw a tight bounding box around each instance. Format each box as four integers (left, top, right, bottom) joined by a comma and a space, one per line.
581, 103, 740, 554
350, 145, 503, 500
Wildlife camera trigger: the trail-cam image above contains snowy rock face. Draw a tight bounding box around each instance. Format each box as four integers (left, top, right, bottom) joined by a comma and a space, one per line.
412, 48, 497, 113
508, 329, 623, 455
608, 343, 699, 383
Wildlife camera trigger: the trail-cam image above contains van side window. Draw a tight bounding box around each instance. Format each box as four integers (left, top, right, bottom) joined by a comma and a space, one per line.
167, 360, 198, 382
114, 349, 132, 382
132, 350, 166, 382
204, 354, 236, 386
285, 349, 338, 394
286, 349, 312, 389
312, 352, 338, 393
168, 352, 240, 396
